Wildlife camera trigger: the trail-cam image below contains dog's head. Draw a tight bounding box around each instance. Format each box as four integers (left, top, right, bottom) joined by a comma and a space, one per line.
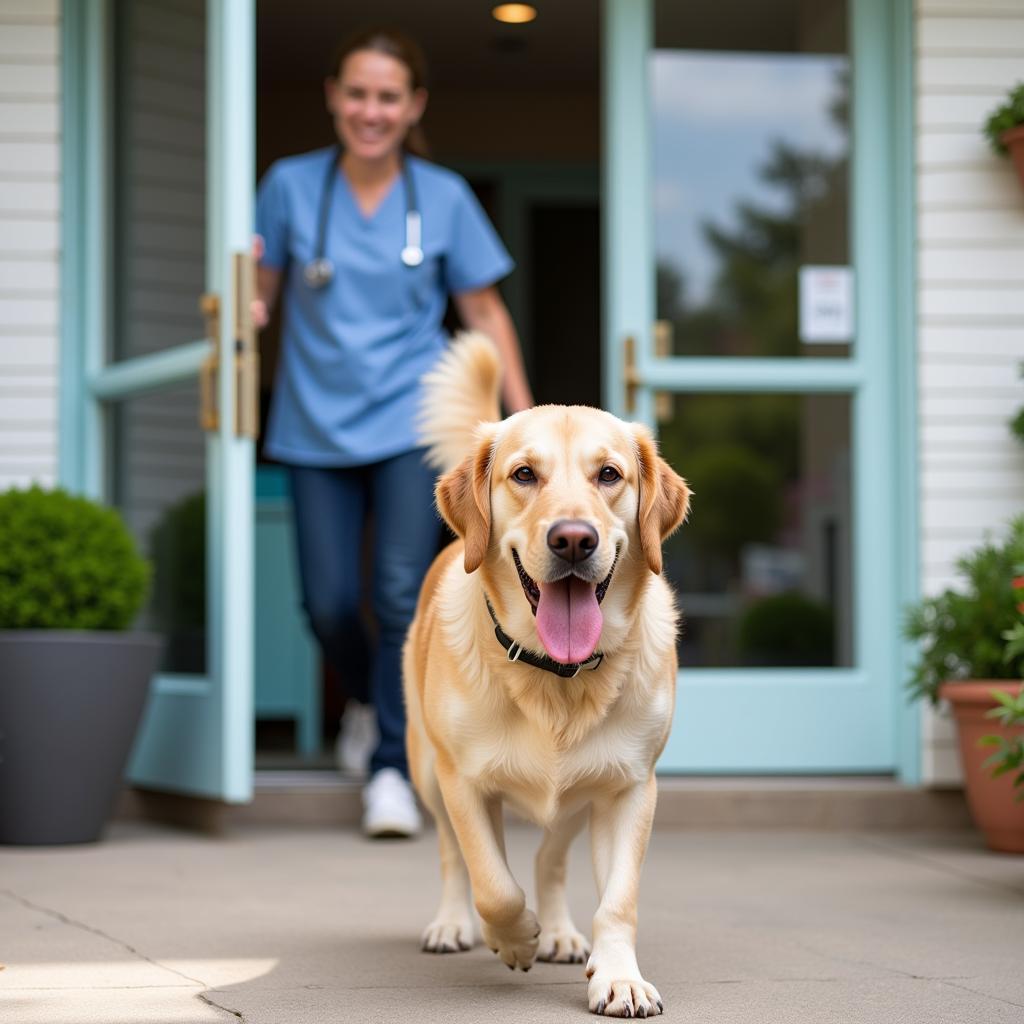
436, 405, 690, 665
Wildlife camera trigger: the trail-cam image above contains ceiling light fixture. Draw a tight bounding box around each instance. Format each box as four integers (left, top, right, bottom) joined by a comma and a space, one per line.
492, 4, 537, 24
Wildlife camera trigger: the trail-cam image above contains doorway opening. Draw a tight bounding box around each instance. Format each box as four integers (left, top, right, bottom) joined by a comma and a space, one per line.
252, 0, 601, 768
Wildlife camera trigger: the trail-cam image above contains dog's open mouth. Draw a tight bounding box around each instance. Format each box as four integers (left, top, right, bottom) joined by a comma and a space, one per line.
512, 549, 617, 665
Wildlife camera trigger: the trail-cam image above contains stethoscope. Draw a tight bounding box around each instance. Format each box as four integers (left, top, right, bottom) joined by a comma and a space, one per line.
303, 146, 423, 289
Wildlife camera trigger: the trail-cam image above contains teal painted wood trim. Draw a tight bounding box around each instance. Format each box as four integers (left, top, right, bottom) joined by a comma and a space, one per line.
210, 0, 256, 803
660, 670, 893, 773
89, 340, 210, 400
602, 0, 653, 423
848, 0, 904, 777
641, 357, 863, 394
58, 1, 84, 490
59, 0, 108, 499
889, 0, 921, 785
152, 676, 211, 697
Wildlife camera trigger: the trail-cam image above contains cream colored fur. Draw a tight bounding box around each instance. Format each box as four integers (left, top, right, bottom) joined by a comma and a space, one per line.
403, 333, 690, 1018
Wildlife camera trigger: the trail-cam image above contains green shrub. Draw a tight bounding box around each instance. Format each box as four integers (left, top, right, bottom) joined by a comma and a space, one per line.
904, 516, 1024, 704
0, 485, 150, 630
1012, 363, 1024, 446
149, 491, 206, 631
983, 82, 1024, 156
737, 591, 834, 666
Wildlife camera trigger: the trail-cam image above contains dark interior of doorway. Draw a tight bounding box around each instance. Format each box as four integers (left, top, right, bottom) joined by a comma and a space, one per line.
254, 0, 600, 765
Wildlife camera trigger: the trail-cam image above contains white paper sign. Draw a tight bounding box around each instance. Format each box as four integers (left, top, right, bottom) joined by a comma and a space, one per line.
799, 266, 853, 344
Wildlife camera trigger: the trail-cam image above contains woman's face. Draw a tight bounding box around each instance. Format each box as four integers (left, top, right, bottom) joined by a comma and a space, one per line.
325, 50, 427, 164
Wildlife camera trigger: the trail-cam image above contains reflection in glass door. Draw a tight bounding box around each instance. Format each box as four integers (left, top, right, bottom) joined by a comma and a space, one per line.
653, 0, 851, 359
604, 0, 906, 773
112, 0, 209, 675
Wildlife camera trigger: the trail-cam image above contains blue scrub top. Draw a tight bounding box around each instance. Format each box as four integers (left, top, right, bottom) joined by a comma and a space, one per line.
256, 149, 514, 466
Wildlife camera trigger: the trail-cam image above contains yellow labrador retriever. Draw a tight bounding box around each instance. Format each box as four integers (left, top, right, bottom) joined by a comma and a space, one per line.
403, 333, 690, 1018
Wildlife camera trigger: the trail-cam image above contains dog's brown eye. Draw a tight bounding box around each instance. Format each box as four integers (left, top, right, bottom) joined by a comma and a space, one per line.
512, 466, 536, 484
598, 466, 621, 484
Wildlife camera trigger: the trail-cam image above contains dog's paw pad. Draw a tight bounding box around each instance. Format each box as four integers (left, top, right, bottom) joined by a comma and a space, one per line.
481, 909, 540, 971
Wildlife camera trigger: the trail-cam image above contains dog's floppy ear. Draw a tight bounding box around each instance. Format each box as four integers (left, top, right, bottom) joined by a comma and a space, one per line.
633, 424, 691, 575
436, 427, 496, 573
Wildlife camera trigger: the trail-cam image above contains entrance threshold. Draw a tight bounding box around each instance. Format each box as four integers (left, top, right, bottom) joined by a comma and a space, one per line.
119, 775, 970, 832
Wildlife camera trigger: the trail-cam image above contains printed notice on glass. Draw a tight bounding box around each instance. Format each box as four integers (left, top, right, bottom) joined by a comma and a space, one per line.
799, 266, 853, 344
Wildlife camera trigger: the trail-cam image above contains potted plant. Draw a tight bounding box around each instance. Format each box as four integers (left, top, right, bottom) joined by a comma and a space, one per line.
979, 585, 1024, 807
904, 517, 1024, 853
983, 81, 1024, 190
0, 486, 160, 845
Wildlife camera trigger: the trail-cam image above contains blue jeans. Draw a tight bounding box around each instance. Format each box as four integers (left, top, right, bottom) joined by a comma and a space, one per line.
287, 450, 440, 779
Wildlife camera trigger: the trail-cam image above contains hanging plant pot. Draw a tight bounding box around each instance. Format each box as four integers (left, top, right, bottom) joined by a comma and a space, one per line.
939, 680, 1024, 854
1001, 125, 1024, 191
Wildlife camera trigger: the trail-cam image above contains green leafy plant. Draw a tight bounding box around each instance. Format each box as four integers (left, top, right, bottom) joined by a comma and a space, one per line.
979, 578, 1024, 798
983, 82, 1024, 156
904, 517, 1024, 704
1012, 364, 1024, 446
0, 485, 150, 630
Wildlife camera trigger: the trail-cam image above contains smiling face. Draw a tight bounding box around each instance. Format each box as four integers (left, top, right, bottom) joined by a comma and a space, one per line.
437, 406, 691, 665
324, 49, 427, 165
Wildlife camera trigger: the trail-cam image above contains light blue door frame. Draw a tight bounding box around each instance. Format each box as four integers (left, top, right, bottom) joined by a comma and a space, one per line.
60, 0, 256, 802
602, 0, 919, 778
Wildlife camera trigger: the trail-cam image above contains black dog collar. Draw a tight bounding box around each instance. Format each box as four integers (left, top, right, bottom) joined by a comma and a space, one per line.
485, 598, 604, 679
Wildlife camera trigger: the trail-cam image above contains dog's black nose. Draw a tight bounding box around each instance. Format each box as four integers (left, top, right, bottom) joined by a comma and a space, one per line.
547, 520, 598, 564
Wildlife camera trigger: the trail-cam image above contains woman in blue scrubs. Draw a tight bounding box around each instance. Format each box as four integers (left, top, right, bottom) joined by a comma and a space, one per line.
254, 28, 532, 838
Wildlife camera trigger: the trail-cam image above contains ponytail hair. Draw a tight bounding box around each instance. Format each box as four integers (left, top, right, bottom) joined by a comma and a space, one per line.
331, 27, 430, 159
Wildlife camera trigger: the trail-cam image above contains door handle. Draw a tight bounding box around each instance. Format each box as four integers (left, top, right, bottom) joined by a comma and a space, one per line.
622, 320, 673, 421
232, 251, 260, 440
197, 253, 260, 438
199, 293, 220, 431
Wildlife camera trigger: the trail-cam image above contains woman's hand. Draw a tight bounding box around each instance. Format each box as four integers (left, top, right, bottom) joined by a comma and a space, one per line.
251, 234, 280, 330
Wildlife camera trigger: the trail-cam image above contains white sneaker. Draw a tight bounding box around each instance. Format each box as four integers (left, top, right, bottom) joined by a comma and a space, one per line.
362, 768, 422, 839
335, 701, 378, 779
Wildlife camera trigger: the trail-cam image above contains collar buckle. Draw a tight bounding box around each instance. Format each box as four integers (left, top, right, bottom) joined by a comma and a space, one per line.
485, 596, 604, 680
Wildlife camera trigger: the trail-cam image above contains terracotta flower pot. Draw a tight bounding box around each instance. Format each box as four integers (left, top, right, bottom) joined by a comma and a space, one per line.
939, 680, 1024, 853
1001, 125, 1024, 191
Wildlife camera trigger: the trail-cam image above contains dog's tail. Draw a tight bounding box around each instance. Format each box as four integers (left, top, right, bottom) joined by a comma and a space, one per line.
418, 331, 502, 472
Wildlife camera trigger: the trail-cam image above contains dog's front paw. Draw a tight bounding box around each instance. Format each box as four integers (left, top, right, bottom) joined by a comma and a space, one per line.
481, 909, 541, 971
536, 923, 590, 964
587, 966, 663, 1018
421, 914, 473, 954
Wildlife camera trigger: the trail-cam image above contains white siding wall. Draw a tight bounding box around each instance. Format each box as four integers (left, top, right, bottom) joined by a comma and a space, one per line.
916, 0, 1024, 783
0, 0, 60, 488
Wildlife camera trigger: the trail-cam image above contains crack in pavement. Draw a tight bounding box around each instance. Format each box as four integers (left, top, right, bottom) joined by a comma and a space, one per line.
199, 992, 246, 1020
1, 888, 245, 1022
936, 977, 1024, 1011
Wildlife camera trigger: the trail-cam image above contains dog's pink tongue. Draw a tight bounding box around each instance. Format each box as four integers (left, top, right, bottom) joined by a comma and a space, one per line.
535, 576, 603, 665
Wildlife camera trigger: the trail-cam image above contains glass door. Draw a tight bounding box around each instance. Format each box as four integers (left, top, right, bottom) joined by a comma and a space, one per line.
603, 0, 902, 772
85, 0, 256, 801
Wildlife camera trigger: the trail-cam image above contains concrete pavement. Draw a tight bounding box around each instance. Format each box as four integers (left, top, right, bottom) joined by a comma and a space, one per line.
1, 821, 1023, 1023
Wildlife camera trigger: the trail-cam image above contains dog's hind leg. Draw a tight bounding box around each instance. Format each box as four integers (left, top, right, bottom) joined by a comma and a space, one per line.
535, 805, 590, 963
416, 759, 475, 954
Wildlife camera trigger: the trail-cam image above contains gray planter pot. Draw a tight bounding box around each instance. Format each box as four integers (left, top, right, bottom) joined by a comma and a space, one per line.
0, 631, 162, 845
